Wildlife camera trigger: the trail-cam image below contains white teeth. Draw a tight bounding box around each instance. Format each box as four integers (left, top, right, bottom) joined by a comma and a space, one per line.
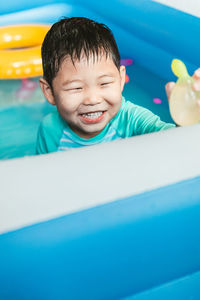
82, 111, 103, 119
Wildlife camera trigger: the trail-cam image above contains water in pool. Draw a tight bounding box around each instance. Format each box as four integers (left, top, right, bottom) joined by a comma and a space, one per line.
0, 62, 174, 160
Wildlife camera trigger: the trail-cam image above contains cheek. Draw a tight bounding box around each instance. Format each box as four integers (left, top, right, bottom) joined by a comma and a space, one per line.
57, 94, 81, 113
105, 84, 122, 103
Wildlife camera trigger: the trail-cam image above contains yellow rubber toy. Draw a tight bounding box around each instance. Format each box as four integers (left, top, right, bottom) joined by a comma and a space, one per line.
169, 59, 200, 126
0, 24, 50, 79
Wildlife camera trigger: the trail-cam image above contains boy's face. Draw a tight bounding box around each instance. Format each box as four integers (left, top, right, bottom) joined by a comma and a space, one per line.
40, 53, 126, 138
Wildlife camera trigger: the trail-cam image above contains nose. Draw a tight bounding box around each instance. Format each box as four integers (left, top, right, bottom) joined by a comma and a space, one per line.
82, 88, 102, 106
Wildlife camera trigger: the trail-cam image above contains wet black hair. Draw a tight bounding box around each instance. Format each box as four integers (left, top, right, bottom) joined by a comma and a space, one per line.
41, 17, 121, 88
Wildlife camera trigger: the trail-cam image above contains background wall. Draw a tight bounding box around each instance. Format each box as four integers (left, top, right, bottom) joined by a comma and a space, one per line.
155, 0, 200, 17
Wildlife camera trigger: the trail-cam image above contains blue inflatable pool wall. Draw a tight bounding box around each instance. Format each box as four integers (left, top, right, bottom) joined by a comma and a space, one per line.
0, 0, 199, 81
0, 1, 200, 299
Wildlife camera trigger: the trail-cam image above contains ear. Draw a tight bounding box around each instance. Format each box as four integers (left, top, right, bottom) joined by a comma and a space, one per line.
119, 65, 126, 92
39, 78, 56, 105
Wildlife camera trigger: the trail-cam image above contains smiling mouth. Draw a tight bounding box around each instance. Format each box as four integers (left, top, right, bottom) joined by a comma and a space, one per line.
79, 111, 106, 124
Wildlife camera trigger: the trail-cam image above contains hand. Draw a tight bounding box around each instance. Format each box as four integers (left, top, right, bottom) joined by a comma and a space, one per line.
165, 68, 200, 107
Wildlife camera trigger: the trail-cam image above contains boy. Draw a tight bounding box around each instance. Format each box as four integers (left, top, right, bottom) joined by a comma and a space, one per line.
36, 17, 200, 154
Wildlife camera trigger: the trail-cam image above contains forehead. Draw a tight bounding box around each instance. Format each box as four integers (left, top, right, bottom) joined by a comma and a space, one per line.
59, 52, 117, 74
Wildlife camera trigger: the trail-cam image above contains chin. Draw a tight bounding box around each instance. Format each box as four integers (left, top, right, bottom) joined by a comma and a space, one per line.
83, 123, 105, 133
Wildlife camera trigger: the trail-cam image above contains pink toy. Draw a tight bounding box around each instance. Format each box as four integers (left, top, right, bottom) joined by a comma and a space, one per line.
120, 59, 133, 66
16, 78, 38, 100
153, 98, 162, 104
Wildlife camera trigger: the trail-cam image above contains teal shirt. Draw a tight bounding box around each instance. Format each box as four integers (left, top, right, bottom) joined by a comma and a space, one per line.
36, 97, 175, 154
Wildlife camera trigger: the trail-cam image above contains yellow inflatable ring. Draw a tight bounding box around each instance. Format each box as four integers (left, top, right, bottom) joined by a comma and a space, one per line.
0, 24, 50, 79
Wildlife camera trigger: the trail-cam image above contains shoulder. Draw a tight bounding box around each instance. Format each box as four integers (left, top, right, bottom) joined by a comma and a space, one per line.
109, 97, 133, 137
36, 111, 65, 154
116, 97, 143, 120
41, 110, 61, 128
122, 98, 151, 116
111, 97, 143, 134
40, 111, 66, 135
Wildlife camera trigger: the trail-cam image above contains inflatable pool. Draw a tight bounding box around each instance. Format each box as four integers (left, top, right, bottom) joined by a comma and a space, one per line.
0, 1, 200, 299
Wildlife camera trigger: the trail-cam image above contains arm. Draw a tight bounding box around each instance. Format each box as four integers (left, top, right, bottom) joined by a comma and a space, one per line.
120, 99, 175, 137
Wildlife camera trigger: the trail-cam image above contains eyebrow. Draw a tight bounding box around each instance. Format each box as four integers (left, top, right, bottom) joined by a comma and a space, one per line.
98, 73, 115, 79
62, 79, 82, 87
62, 73, 115, 87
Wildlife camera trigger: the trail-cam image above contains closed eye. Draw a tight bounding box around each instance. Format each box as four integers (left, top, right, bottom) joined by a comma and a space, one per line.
101, 82, 113, 86
67, 87, 83, 91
